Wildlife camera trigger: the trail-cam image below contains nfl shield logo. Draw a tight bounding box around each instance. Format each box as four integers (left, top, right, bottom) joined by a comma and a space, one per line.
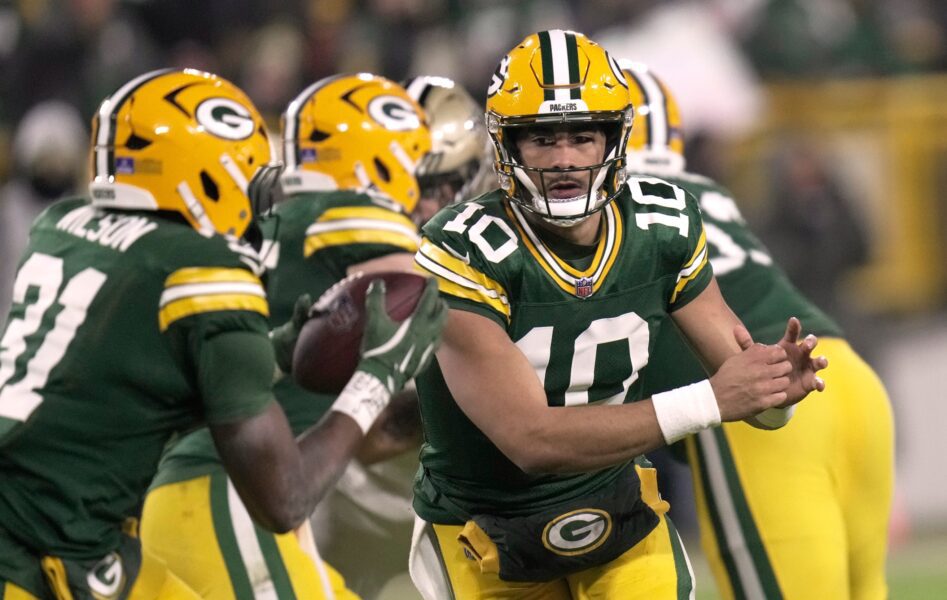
115, 157, 135, 174
575, 277, 594, 298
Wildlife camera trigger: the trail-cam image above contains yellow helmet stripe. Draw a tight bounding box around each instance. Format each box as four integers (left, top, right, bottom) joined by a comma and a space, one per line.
94, 69, 174, 180
282, 73, 347, 170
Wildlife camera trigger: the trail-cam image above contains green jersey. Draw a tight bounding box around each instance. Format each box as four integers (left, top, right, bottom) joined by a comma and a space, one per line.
413, 180, 713, 524
152, 189, 420, 485
638, 171, 842, 398
0, 199, 271, 567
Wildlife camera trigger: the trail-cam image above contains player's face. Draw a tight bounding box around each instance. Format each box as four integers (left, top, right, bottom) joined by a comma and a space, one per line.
514, 125, 606, 199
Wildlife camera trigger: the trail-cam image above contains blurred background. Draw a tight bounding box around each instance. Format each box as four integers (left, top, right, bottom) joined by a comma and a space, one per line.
1, 0, 945, 596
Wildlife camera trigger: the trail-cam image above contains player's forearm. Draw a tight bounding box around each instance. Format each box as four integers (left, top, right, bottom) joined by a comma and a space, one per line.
507, 401, 668, 474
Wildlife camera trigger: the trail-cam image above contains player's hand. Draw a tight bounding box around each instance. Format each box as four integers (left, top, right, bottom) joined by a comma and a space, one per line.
270, 293, 313, 375
357, 278, 448, 393
775, 317, 828, 405
711, 324, 794, 422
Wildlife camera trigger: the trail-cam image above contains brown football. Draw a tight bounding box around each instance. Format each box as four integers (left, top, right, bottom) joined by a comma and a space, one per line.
292, 271, 429, 394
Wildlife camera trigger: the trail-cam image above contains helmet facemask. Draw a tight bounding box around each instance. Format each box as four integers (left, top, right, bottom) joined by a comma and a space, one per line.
489, 108, 632, 226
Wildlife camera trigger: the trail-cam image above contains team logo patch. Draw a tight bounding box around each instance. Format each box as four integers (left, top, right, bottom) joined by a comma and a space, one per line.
115, 157, 134, 174
575, 277, 594, 298
542, 509, 612, 556
195, 97, 256, 140
87, 552, 126, 599
367, 95, 421, 131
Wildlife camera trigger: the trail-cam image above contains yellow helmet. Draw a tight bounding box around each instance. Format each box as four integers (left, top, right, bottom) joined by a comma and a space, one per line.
89, 68, 279, 239
404, 76, 492, 208
619, 60, 686, 174
281, 73, 432, 214
485, 29, 633, 222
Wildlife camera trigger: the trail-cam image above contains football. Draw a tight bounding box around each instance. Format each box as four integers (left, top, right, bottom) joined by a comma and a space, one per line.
292, 271, 429, 394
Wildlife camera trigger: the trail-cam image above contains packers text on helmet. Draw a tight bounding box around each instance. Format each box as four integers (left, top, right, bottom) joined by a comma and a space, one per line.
486, 30, 633, 223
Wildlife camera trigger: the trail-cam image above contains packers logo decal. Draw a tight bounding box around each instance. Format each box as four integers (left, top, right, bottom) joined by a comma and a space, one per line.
367, 96, 421, 131
87, 552, 125, 599
195, 98, 255, 140
542, 509, 612, 556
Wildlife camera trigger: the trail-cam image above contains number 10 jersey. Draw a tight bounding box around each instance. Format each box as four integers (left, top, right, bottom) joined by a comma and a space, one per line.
413, 180, 712, 524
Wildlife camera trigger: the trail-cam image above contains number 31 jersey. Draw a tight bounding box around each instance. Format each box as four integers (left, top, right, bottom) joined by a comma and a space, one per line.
0, 198, 271, 561
413, 180, 712, 523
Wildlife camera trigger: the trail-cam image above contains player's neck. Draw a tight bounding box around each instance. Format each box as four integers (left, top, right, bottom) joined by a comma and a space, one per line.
527, 210, 602, 247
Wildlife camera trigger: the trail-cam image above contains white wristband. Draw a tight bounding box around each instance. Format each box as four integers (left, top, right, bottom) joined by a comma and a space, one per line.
330, 371, 392, 434
651, 379, 721, 444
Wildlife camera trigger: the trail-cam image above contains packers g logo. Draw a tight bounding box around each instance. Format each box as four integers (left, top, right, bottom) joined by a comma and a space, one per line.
542, 509, 612, 556
367, 96, 421, 131
86, 552, 125, 599
195, 98, 256, 140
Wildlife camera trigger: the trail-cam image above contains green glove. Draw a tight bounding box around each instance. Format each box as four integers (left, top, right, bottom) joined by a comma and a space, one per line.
270, 293, 312, 375
357, 277, 448, 394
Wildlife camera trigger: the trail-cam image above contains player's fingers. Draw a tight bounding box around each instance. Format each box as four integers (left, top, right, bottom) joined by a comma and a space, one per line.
812, 355, 829, 370
814, 376, 826, 392
763, 344, 788, 364
733, 324, 754, 351
765, 376, 790, 394
414, 277, 441, 317
293, 293, 313, 326
767, 360, 792, 378
365, 279, 387, 315
780, 316, 801, 345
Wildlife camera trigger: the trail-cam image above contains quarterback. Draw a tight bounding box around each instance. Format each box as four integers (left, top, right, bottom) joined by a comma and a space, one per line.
624, 61, 894, 600
0, 69, 446, 599
408, 30, 827, 599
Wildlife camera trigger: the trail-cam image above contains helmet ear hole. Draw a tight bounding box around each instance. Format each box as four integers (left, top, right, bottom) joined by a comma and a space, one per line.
125, 133, 152, 150
309, 129, 331, 142
200, 170, 220, 201
373, 157, 391, 183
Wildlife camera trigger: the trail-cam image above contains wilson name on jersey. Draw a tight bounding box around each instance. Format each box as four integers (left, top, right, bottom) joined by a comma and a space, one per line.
636, 171, 843, 399
413, 180, 711, 523
0, 198, 270, 562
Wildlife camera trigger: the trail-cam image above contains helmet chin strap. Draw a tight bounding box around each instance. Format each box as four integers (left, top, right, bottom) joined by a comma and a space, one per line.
512, 147, 616, 225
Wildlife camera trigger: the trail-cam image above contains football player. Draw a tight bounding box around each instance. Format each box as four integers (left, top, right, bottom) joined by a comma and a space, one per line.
141, 73, 436, 599
407, 30, 827, 599
623, 61, 894, 600
0, 68, 446, 599
304, 75, 494, 599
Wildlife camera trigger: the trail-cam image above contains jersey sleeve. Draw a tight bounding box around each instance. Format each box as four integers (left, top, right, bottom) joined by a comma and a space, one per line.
159, 236, 274, 423
302, 200, 420, 265
667, 188, 712, 310
414, 202, 512, 328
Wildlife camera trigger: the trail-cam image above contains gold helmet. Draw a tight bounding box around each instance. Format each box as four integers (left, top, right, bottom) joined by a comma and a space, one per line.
89, 69, 279, 239
404, 76, 492, 210
485, 29, 633, 223
619, 60, 686, 174
281, 73, 432, 214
